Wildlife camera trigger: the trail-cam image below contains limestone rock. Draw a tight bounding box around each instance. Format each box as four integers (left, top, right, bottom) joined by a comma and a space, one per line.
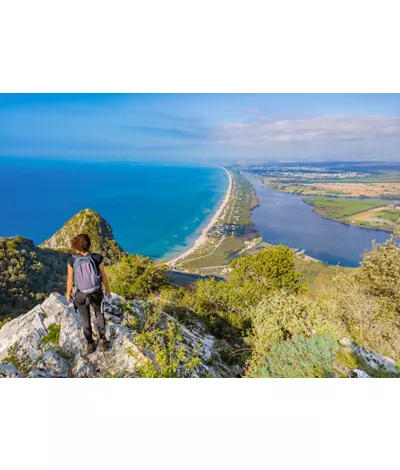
340, 338, 399, 373
0, 363, 22, 378
352, 369, 371, 378
0, 292, 239, 378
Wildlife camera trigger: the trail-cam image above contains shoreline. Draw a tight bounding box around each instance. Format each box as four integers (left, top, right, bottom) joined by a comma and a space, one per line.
166, 166, 233, 266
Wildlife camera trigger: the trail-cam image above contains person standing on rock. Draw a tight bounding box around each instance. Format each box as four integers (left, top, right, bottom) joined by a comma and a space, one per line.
66, 233, 111, 355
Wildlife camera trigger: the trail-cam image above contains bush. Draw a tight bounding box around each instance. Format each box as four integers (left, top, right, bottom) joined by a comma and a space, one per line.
326, 233, 400, 360
190, 246, 304, 331
249, 293, 327, 351
249, 334, 338, 378
108, 254, 170, 300
129, 301, 200, 378
357, 232, 400, 301
40, 324, 61, 346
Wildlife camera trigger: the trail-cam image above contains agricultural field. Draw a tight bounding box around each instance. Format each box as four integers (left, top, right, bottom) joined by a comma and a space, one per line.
303, 197, 400, 231
268, 181, 400, 200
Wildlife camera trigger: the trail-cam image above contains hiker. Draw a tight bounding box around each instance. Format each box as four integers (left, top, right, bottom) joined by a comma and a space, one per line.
66, 233, 111, 354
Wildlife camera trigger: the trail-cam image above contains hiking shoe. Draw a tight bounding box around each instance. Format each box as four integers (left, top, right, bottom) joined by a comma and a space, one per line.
87, 342, 96, 355
99, 339, 108, 352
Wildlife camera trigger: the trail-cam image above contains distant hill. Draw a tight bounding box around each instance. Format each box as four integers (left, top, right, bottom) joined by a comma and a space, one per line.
39, 209, 124, 264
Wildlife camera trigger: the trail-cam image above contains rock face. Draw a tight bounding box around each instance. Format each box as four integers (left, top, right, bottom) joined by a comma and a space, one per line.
340, 338, 399, 373
0, 293, 240, 378
39, 209, 124, 264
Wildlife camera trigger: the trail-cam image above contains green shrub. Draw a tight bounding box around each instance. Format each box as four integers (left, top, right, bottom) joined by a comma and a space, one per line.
326, 233, 400, 360
129, 301, 200, 378
40, 323, 61, 346
4, 343, 34, 377
190, 246, 304, 331
0, 317, 11, 330
248, 293, 327, 352
108, 254, 170, 300
249, 334, 338, 378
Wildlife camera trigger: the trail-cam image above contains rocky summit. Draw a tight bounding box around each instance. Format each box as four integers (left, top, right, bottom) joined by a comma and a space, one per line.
39, 209, 124, 264
0, 292, 241, 378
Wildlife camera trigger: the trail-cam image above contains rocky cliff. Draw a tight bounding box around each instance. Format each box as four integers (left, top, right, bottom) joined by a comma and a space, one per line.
39, 209, 124, 264
0, 292, 241, 378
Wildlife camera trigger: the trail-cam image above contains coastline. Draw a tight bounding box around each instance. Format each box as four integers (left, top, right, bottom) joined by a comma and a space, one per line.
166, 166, 233, 266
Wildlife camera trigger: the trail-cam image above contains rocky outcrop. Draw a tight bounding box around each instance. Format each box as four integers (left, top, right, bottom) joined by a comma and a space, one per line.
0, 292, 240, 378
39, 209, 124, 264
340, 338, 399, 373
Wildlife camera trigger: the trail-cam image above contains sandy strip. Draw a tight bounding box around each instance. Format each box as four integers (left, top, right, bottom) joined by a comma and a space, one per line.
166, 166, 233, 266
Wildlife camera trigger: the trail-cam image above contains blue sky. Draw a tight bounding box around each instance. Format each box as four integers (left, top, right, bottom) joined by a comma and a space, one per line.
0, 94, 399, 162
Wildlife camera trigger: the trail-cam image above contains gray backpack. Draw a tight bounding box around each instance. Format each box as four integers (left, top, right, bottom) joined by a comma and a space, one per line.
73, 253, 102, 294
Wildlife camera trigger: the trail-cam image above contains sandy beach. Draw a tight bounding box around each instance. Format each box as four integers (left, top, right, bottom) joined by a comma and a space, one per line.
167, 166, 233, 266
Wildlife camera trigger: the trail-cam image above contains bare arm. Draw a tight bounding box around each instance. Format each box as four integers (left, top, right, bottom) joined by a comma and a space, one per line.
66, 264, 74, 302
99, 262, 111, 298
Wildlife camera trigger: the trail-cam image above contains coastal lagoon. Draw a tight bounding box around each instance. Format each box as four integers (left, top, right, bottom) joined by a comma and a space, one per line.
0, 158, 229, 259
244, 172, 391, 267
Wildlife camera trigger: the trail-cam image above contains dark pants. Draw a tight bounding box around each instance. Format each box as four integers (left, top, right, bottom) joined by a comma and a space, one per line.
74, 290, 106, 343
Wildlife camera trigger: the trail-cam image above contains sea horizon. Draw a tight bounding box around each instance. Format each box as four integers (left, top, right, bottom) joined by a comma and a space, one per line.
0, 157, 229, 260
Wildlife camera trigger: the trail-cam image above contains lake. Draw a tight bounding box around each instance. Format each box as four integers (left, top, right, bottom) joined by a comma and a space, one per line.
243, 172, 391, 267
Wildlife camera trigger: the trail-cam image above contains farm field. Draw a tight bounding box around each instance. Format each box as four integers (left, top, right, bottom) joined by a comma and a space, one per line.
303, 197, 400, 231
268, 181, 400, 199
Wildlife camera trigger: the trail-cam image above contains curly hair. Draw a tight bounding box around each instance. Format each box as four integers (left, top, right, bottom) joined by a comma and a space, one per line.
71, 233, 91, 253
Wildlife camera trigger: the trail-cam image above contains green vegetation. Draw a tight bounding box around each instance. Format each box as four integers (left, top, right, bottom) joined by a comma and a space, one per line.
0, 236, 68, 313
4, 343, 34, 377
188, 246, 304, 331
377, 209, 400, 223
301, 197, 400, 231
40, 323, 61, 346
0, 317, 11, 330
126, 300, 200, 378
250, 334, 338, 378
39, 208, 124, 265
325, 232, 400, 359
108, 254, 170, 300
294, 258, 348, 294
303, 197, 386, 219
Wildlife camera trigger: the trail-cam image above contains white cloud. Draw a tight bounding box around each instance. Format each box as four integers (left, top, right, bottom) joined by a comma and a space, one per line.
214, 115, 400, 146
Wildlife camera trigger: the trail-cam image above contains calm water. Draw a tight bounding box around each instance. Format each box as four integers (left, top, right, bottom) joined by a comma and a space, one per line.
244, 172, 391, 267
0, 158, 228, 259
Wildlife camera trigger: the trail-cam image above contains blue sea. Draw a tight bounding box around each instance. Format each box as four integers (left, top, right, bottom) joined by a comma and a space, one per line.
0, 157, 229, 259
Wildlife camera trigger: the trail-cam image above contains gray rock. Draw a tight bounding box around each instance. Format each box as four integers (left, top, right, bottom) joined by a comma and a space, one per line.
352, 369, 371, 378
0, 292, 242, 378
27, 369, 57, 378
341, 338, 399, 373
0, 363, 22, 378
37, 350, 70, 377
72, 357, 97, 378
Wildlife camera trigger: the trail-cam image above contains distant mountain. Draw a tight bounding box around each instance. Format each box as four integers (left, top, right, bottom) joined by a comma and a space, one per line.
39, 209, 124, 264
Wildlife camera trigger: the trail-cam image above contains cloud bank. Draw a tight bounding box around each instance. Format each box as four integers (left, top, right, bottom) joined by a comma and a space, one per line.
214, 115, 400, 146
